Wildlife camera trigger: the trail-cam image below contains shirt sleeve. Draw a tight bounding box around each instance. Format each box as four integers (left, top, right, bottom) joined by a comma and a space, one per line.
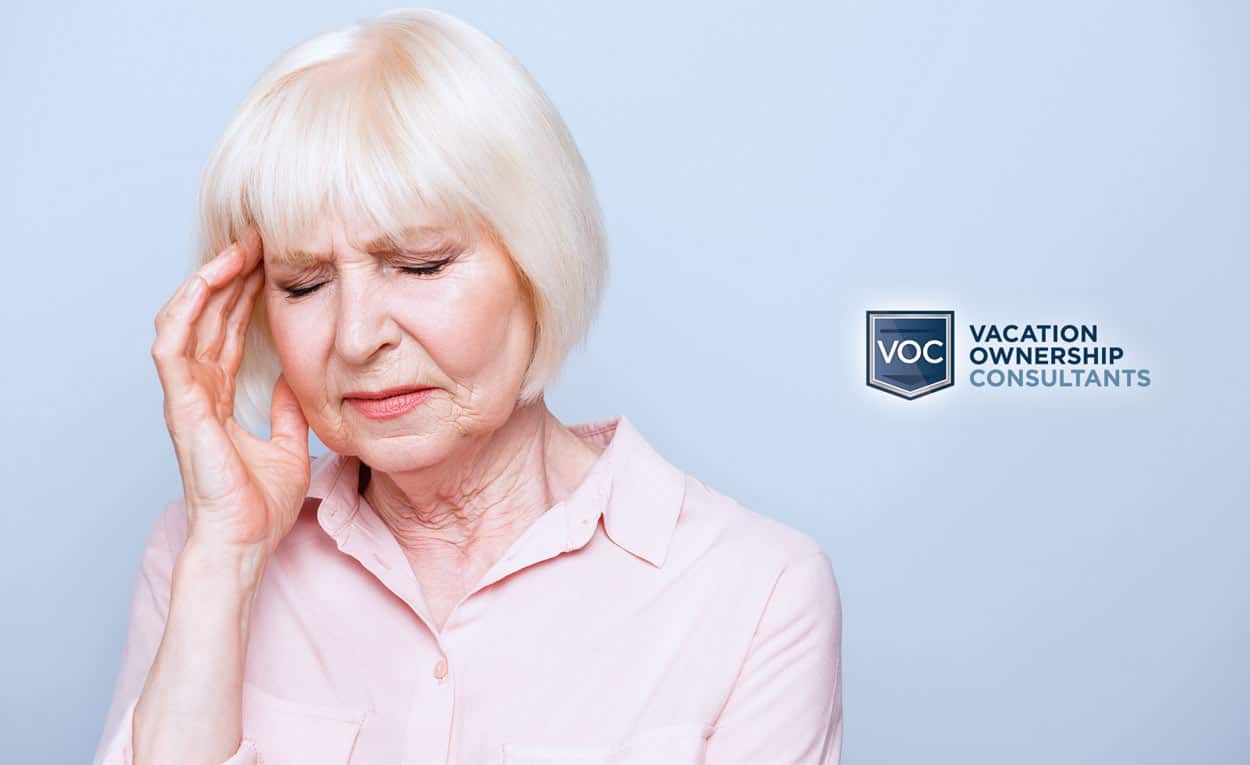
91, 500, 261, 765
705, 548, 844, 764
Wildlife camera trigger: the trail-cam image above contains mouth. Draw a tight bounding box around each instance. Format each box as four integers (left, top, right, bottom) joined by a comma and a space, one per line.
343, 386, 436, 420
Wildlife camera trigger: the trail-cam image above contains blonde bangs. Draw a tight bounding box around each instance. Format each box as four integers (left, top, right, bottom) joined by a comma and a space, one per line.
207, 38, 488, 267
193, 8, 607, 436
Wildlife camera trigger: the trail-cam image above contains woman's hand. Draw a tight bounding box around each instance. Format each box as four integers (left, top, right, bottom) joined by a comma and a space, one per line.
150, 224, 310, 575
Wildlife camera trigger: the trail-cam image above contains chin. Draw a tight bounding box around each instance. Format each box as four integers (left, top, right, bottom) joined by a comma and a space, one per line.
351, 432, 453, 475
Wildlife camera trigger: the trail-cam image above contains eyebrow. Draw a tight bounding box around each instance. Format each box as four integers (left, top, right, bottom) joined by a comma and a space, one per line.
273, 226, 458, 267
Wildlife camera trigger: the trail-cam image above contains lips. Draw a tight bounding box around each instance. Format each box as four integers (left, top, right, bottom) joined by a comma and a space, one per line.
344, 386, 436, 420
343, 385, 434, 401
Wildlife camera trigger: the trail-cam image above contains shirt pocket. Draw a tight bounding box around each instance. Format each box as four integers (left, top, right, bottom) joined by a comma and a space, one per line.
501, 722, 715, 765
240, 680, 368, 765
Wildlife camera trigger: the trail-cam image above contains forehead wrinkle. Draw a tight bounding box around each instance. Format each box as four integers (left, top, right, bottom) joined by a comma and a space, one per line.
272, 224, 460, 267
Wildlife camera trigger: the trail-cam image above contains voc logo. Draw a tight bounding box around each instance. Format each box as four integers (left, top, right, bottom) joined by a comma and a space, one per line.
866, 310, 955, 400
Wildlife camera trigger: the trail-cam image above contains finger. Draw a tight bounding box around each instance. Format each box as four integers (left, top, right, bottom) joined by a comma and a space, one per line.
156, 273, 196, 322
151, 274, 213, 398
269, 373, 309, 454
192, 266, 249, 361
238, 223, 265, 273
220, 265, 266, 377
198, 242, 245, 290
153, 242, 241, 336
153, 264, 207, 333
152, 242, 246, 406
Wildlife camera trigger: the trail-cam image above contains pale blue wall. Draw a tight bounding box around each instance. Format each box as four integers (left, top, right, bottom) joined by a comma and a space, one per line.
2, 1, 1246, 762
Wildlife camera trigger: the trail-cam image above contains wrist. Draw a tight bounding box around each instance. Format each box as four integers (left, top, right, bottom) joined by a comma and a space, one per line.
174, 537, 268, 595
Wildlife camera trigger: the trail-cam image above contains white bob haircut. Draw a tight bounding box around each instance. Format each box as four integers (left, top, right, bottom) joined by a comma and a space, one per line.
194, 7, 608, 436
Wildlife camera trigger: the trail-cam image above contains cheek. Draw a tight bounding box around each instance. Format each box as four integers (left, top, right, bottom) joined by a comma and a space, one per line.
265, 298, 329, 396
407, 273, 525, 373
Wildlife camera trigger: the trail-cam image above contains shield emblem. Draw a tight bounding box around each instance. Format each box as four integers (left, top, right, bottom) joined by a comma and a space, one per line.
866, 311, 954, 399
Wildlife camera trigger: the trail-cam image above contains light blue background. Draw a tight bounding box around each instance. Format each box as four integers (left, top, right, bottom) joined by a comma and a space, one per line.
2, 1, 1246, 763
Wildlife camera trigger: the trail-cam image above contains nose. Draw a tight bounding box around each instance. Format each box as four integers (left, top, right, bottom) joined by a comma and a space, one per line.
333, 268, 401, 366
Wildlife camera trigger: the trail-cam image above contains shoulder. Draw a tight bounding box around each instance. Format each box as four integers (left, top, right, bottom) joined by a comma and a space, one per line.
672, 471, 837, 604
666, 471, 842, 658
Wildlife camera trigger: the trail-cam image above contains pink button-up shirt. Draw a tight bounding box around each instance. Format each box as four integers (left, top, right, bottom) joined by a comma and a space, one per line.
93, 414, 842, 764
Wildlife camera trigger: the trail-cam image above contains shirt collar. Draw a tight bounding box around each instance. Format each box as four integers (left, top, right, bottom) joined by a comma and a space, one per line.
305, 414, 685, 568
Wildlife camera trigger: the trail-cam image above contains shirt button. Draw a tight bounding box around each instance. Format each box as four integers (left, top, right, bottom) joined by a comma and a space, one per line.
433, 657, 448, 680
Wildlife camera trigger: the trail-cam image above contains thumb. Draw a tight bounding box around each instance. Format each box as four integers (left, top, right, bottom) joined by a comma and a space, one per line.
269, 373, 309, 452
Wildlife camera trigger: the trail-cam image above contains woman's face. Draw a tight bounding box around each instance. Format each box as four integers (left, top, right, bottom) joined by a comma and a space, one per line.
262, 214, 536, 473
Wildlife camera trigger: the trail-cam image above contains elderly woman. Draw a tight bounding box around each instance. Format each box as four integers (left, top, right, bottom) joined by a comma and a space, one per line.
92, 8, 841, 765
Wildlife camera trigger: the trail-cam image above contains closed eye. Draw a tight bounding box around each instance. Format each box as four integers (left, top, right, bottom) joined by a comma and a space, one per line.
284, 282, 324, 299
282, 258, 453, 300
399, 261, 451, 277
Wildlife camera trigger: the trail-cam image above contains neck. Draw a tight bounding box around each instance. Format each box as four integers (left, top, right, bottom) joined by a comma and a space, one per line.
360, 397, 605, 574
